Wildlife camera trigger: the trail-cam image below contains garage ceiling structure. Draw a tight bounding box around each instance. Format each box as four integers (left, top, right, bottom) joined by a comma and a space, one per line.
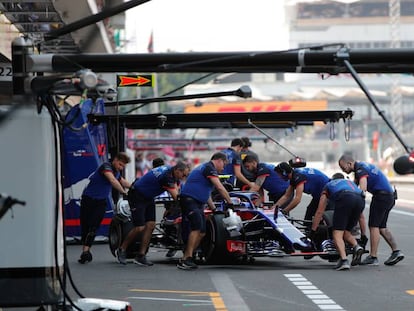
0, 0, 126, 97
0, 0, 124, 55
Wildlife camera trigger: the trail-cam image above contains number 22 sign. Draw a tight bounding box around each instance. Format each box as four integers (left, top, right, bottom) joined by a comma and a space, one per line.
0, 63, 12, 82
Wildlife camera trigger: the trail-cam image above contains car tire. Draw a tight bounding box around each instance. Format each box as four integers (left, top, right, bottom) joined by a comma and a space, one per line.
201, 213, 237, 264
108, 214, 139, 258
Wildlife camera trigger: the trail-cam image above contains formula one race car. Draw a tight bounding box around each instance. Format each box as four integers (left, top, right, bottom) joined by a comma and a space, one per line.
201, 191, 341, 264
108, 190, 343, 264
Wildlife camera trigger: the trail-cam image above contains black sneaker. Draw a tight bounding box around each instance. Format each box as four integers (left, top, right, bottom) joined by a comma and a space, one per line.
361, 255, 379, 266
133, 255, 154, 266
115, 248, 127, 265
384, 250, 404, 266
334, 259, 350, 271
177, 257, 198, 270
78, 251, 92, 264
351, 245, 364, 266
358, 235, 368, 249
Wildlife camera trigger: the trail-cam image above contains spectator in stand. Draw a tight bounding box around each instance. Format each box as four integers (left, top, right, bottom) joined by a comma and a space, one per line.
338, 154, 404, 266
221, 138, 256, 190
78, 152, 131, 264
135, 152, 151, 178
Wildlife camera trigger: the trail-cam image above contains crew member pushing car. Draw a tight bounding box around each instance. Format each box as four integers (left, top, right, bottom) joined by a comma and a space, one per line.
242, 155, 291, 208
177, 152, 234, 270
310, 173, 365, 271
115, 161, 190, 266
338, 154, 404, 266
78, 152, 131, 264
273, 162, 330, 222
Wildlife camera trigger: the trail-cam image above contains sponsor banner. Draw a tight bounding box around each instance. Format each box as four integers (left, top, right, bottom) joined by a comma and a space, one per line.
62, 98, 111, 238
185, 100, 327, 113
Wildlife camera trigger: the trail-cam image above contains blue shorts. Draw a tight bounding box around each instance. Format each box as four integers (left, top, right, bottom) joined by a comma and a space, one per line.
369, 192, 394, 228
128, 189, 156, 227
179, 195, 206, 233
332, 192, 365, 231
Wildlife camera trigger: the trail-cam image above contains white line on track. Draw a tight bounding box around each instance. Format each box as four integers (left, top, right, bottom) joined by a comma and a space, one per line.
365, 201, 414, 217
210, 272, 250, 311
284, 274, 345, 310
392, 209, 414, 217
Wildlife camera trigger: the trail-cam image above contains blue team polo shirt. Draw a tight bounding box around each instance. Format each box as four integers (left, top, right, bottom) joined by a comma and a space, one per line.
221, 147, 242, 185
82, 162, 121, 199
322, 179, 363, 200
291, 167, 330, 198
354, 161, 393, 194
180, 161, 219, 203
133, 165, 178, 199
256, 163, 289, 196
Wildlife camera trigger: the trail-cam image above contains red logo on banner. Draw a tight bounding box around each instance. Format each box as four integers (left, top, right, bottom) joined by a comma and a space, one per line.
97, 144, 106, 156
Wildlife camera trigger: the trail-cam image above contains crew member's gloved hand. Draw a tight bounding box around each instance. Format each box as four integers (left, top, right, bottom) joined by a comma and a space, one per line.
224, 202, 234, 210
122, 192, 128, 200
307, 229, 317, 241
273, 205, 280, 220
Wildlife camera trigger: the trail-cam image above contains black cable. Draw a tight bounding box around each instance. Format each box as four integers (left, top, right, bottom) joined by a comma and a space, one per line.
39, 92, 95, 132
57, 118, 87, 301
48, 99, 84, 311
248, 118, 299, 158
162, 73, 217, 96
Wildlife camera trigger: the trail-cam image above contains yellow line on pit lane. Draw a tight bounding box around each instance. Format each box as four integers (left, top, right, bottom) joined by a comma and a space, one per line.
129, 289, 228, 310
210, 292, 227, 310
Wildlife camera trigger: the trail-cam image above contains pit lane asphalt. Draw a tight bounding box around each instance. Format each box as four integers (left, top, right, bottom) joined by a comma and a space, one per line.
62, 194, 414, 311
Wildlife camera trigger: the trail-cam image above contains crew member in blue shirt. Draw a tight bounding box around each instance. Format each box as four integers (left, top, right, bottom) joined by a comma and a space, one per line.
310, 173, 365, 270
273, 162, 330, 222
116, 161, 190, 266
237, 137, 260, 189
78, 152, 131, 264
177, 152, 234, 270
242, 155, 291, 207
221, 138, 256, 190
339, 154, 404, 266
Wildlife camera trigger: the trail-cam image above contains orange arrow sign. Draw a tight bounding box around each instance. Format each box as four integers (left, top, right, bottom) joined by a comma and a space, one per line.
117, 75, 152, 87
